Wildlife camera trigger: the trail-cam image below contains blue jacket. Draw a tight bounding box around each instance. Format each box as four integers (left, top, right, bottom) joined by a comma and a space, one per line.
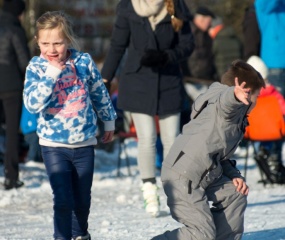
23, 49, 117, 144
20, 104, 38, 135
255, 0, 285, 68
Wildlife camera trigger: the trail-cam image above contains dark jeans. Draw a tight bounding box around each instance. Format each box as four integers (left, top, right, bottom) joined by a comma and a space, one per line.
267, 69, 285, 164
0, 91, 22, 181
41, 146, 94, 240
268, 68, 285, 98
24, 132, 42, 162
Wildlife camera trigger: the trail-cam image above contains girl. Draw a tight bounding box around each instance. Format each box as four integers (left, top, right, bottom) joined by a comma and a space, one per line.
23, 11, 117, 240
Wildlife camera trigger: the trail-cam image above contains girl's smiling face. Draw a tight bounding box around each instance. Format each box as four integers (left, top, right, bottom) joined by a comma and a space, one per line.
37, 27, 69, 62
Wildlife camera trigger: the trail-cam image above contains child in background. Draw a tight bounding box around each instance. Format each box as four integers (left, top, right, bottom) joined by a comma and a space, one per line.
152, 59, 265, 240
247, 55, 285, 115
23, 11, 117, 240
247, 55, 285, 184
20, 105, 42, 162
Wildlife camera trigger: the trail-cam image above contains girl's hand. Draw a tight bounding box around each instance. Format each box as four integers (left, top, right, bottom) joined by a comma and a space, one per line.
232, 177, 249, 195
234, 77, 251, 105
49, 59, 66, 70
101, 131, 114, 143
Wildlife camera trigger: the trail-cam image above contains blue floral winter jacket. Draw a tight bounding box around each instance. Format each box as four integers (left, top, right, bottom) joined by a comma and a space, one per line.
23, 49, 117, 144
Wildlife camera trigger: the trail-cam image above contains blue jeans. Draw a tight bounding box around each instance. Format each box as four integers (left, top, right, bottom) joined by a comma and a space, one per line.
41, 146, 94, 240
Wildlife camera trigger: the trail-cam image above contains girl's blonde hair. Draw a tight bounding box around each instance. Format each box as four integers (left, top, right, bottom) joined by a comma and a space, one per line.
35, 11, 80, 50
165, 0, 183, 32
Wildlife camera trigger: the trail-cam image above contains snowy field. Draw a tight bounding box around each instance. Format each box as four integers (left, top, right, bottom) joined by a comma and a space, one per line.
1, 138, 285, 240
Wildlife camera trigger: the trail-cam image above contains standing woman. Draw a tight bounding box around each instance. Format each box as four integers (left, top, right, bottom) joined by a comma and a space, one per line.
101, 0, 194, 217
0, 0, 30, 190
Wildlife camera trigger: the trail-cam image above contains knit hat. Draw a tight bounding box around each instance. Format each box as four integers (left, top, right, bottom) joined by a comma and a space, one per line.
247, 55, 268, 79
196, 6, 215, 18
3, 0, 26, 17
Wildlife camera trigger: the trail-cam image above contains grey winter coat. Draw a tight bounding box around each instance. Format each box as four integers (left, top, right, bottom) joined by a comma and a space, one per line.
101, 0, 194, 116
163, 82, 249, 188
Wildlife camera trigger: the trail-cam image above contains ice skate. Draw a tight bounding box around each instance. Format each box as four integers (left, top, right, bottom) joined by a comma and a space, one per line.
142, 182, 160, 217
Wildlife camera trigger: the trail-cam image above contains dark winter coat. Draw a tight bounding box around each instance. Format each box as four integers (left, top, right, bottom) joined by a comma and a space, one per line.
212, 26, 243, 80
242, 4, 260, 60
101, 0, 194, 116
181, 23, 215, 81
0, 10, 30, 93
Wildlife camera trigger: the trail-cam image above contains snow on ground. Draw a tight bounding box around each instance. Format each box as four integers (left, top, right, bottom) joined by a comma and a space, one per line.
0, 138, 285, 240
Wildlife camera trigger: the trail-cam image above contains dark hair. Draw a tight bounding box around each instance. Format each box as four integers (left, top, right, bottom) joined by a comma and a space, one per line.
3, 0, 26, 17
221, 59, 265, 93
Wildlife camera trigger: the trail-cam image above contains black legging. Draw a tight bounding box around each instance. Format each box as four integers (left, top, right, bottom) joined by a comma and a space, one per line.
0, 91, 22, 181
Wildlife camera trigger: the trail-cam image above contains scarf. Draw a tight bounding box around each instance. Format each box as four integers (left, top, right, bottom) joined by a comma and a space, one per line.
131, 0, 168, 31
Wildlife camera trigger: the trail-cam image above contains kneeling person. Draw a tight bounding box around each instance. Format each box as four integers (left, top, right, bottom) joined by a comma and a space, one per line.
152, 59, 265, 240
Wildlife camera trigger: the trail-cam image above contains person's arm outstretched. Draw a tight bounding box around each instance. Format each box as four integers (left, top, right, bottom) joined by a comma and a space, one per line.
234, 77, 251, 105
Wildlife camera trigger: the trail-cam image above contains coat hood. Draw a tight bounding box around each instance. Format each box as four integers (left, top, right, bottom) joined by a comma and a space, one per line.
191, 82, 227, 119
260, 85, 277, 97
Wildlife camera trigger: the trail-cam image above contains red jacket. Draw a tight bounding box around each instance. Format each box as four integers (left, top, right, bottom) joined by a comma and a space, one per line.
260, 84, 285, 115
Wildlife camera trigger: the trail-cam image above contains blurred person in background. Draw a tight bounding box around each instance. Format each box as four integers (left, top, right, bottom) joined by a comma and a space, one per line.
0, 0, 30, 190
101, 0, 194, 217
20, 104, 42, 163
180, 6, 216, 101
255, 0, 285, 174
255, 0, 285, 97
242, 0, 260, 61
247, 55, 285, 184
209, 16, 243, 81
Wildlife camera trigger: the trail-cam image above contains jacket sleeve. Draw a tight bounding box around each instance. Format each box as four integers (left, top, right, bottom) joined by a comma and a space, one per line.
101, 1, 130, 82
219, 86, 246, 118
87, 54, 117, 131
12, 27, 30, 79
165, 21, 195, 64
23, 60, 61, 113
255, 0, 285, 13
221, 159, 245, 181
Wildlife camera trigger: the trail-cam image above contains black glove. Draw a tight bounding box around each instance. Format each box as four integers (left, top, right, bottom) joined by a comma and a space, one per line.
140, 49, 169, 68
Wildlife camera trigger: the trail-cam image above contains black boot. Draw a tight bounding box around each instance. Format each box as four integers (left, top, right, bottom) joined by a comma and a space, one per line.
73, 233, 91, 240
267, 154, 285, 184
4, 179, 24, 190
